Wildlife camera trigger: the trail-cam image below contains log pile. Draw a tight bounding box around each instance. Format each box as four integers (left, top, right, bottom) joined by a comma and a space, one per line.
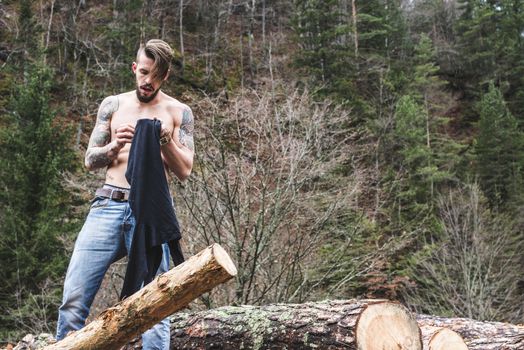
124, 303, 524, 350
7, 242, 519, 350
7, 301, 524, 349
418, 314, 524, 350
155, 302, 522, 350
163, 299, 423, 349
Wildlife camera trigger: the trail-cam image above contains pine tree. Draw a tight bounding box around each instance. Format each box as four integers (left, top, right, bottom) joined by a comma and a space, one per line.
455, 0, 524, 119
292, 0, 411, 117
393, 95, 433, 213
292, 0, 354, 96
0, 64, 79, 340
475, 83, 524, 208
390, 34, 458, 217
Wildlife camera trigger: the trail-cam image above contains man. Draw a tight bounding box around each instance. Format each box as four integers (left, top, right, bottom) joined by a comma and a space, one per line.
56, 39, 194, 349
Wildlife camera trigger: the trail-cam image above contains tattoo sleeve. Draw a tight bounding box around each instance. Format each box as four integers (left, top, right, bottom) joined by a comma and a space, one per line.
84, 95, 119, 170
178, 107, 195, 152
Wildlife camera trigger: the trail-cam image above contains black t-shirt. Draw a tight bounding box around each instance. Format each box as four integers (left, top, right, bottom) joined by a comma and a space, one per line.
121, 118, 184, 300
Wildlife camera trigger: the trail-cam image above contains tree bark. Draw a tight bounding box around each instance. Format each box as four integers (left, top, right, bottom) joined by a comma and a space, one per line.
43, 243, 237, 350
417, 314, 524, 350
124, 300, 422, 349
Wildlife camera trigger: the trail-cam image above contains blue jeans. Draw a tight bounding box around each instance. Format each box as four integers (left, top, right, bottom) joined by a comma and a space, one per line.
56, 196, 171, 349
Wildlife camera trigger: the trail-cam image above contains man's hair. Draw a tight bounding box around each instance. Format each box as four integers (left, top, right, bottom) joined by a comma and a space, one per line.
136, 39, 174, 82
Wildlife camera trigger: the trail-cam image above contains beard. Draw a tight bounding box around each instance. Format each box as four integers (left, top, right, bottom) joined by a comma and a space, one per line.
136, 84, 160, 103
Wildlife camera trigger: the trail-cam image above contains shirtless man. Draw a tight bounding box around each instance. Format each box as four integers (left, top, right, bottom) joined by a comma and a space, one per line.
56, 39, 194, 350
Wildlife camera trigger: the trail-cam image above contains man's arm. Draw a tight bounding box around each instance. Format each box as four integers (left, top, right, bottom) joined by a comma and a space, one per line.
85, 95, 125, 170
160, 106, 195, 181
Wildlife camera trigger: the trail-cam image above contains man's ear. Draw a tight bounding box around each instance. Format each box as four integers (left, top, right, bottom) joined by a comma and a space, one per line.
163, 69, 170, 81
132, 62, 137, 73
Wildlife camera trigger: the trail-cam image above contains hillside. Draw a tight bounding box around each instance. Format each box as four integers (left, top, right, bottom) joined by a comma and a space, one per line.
0, 0, 523, 345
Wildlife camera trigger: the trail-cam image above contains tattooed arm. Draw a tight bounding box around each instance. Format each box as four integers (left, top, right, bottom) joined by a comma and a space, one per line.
84, 95, 124, 171
160, 106, 195, 181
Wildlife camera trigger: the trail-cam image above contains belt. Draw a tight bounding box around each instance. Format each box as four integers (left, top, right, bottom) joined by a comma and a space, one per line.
95, 187, 130, 201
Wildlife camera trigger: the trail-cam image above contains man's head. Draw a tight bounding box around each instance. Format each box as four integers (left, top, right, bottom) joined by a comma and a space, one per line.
132, 39, 174, 103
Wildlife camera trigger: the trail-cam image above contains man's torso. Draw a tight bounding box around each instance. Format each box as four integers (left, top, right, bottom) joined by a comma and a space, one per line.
105, 91, 187, 187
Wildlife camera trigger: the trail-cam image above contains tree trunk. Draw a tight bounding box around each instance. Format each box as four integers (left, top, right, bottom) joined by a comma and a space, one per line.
351, 0, 358, 58
417, 314, 524, 350
124, 300, 422, 349
43, 244, 237, 350
420, 325, 468, 350
179, 0, 184, 71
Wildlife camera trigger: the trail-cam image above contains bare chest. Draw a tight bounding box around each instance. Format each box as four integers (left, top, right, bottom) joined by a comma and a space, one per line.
111, 104, 178, 136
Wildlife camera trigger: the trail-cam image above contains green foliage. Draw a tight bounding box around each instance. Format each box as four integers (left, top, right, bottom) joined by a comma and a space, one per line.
0, 64, 79, 341
409, 34, 442, 100
292, 0, 355, 97
475, 83, 524, 208
311, 212, 383, 298
455, 0, 524, 118
386, 33, 459, 221
18, 0, 39, 47
392, 95, 433, 212
292, 0, 412, 125
1, 0, 524, 332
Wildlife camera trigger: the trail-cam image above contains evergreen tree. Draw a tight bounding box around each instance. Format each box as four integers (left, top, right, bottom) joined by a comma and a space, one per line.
0, 64, 79, 340
18, 0, 40, 63
292, 0, 411, 117
410, 33, 441, 101
292, 0, 355, 98
475, 83, 524, 208
393, 95, 433, 213
455, 0, 524, 119
390, 34, 457, 218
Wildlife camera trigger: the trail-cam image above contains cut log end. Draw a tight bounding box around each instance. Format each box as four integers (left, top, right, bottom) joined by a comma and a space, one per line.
430, 328, 468, 350
211, 243, 237, 277
421, 326, 468, 350
356, 301, 422, 350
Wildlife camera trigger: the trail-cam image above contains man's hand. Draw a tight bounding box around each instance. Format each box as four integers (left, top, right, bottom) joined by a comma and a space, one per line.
106, 123, 135, 161
160, 121, 172, 146
113, 123, 135, 150
158, 107, 194, 181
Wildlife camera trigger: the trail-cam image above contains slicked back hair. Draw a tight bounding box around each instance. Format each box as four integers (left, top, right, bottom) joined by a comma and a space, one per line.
136, 39, 174, 82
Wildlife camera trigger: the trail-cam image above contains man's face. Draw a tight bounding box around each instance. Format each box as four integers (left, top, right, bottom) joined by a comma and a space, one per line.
132, 52, 166, 103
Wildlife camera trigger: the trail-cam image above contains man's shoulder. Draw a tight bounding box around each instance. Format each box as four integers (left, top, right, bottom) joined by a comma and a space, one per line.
99, 92, 133, 109
113, 91, 135, 103
163, 94, 191, 113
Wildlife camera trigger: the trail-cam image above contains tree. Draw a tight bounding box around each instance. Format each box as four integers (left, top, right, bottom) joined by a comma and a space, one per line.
404, 184, 523, 322
292, 0, 354, 96
0, 64, 80, 341
177, 87, 357, 306
475, 83, 524, 208
382, 32, 459, 222
455, 0, 524, 119
392, 95, 433, 214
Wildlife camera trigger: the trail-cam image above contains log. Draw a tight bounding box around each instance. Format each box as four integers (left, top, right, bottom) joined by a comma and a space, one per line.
420, 325, 468, 350
125, 300, 423, 349
417, 314, 524, 350
44, 243, 237, 350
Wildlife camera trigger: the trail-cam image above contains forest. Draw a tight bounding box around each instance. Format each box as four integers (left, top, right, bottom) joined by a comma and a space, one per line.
0, 0, 523, 345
